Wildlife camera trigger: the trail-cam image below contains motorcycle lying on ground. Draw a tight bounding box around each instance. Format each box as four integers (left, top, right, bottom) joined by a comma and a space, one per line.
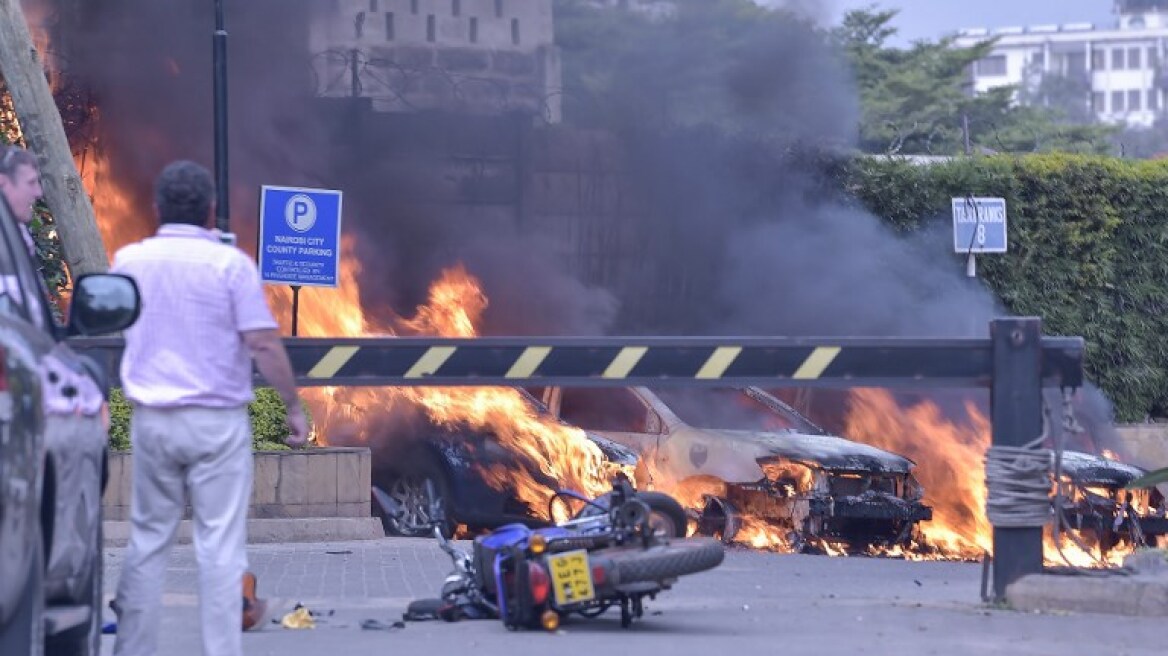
374, 478, 726, 630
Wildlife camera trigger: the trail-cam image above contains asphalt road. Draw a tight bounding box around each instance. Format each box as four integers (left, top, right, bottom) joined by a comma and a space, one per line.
98, 538, 1160, 656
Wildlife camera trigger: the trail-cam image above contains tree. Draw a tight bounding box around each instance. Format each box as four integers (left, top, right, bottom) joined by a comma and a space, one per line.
0, 0, 109, 278
832, 8, 1116, 155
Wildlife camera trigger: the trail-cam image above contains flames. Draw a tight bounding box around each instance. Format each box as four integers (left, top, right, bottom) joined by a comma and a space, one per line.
845, 389, 992, 558
266, 261, 625, 520
844, 389, 1146, 567
16, 3, 1145, 563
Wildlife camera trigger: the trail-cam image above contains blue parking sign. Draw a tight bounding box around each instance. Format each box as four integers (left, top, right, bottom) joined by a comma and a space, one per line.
258, 186, 343, 287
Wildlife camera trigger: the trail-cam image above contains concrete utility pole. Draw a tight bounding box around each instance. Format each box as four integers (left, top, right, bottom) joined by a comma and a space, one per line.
0, 0, 109, 275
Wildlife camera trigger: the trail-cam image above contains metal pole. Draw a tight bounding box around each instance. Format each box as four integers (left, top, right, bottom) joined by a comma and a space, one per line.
213, 0, 230, 232
291, 285, 301, 337
350, 48, 360, 98
990, 317, 1045, 601
963, 113, 972, 156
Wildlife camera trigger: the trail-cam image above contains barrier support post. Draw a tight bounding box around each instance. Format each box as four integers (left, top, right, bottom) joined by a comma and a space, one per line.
990, 317, 1045, 602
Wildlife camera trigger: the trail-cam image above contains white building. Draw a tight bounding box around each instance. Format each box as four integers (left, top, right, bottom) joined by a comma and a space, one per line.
954, 1, 1168, 127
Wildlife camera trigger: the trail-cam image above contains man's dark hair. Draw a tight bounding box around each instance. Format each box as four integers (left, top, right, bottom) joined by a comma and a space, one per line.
154, 160, 214, 225
0, 145, 38, 180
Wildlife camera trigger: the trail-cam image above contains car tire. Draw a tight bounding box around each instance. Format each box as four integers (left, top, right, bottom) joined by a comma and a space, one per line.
0, 529, 45, 656
46, 521, 102, 656
383, 456, 456, 539
635, 492, 689, 539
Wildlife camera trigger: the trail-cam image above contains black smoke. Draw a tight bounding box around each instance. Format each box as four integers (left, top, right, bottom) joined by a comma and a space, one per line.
49, 0, 1120, 452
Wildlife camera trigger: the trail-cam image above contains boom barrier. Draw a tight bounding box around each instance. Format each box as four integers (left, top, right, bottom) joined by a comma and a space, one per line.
70, 317, 1083, 601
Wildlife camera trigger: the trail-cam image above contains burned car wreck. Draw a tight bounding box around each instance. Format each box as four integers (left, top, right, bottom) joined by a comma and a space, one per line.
370, 389, 639, 538
533, 386, 933, 552
1056, 451, 1168, 553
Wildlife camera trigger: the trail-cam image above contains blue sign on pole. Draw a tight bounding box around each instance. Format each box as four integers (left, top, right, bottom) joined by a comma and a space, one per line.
952, 197, 1007, 254
258, 185, 343, 288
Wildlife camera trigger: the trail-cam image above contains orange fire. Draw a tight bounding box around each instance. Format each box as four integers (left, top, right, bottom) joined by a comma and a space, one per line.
844, 388, 1139, 567
844, 388, 992, 558
268, 261, 625, 520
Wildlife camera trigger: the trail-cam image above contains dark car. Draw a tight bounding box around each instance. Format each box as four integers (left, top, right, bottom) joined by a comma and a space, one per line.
371, 388, 638, 538
0, 196, 141, 656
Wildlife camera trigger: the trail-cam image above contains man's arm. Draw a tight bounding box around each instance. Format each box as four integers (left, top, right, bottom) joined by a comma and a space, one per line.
243, 328, 309, 447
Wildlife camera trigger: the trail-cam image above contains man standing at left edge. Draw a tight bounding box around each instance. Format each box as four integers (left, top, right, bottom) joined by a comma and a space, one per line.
110, 160, 309, 656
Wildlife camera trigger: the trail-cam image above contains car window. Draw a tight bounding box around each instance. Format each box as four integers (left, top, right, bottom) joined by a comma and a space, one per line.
559, 387, 649, 433
651, 388, 809, 432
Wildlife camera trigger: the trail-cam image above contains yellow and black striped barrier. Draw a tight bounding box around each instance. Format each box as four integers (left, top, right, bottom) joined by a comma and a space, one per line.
65, 318, 1089, 604
69, 332, 1085, 389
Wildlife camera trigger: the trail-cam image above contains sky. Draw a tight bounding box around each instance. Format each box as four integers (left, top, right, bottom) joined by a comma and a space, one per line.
816, 0, 1118, 44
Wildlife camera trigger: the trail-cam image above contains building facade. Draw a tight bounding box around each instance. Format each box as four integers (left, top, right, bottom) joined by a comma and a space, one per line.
309, 0, 562, 121
955, 1, 1168, 127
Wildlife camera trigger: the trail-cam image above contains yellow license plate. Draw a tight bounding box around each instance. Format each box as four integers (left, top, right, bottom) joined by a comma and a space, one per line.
546, 549, 596, 607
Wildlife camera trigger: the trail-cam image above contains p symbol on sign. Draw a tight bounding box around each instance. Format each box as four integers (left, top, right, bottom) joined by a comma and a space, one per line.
285, 194, 317, 233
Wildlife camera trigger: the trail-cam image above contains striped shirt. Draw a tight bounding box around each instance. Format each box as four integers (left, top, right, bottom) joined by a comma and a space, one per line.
112, 224, 278, 408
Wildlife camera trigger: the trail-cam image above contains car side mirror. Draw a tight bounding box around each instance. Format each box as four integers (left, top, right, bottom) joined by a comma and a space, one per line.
66, 273, 141, 337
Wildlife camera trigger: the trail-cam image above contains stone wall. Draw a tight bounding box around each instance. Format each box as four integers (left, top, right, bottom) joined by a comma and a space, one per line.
310, 0, 561, 119
102, 447, 372, 521
1115, 423, 1168, 495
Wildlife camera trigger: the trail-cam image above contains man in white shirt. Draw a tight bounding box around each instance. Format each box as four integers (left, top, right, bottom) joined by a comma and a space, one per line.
110, 160, 308, 656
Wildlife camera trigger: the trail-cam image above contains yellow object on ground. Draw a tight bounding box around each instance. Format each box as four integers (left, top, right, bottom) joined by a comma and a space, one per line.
280, 606, 316, 630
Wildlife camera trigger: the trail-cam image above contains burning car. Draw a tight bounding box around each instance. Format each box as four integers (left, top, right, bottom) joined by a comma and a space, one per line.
371, 388, 639, 538
1055, 451, 1168, 554
531, 386, 933, 553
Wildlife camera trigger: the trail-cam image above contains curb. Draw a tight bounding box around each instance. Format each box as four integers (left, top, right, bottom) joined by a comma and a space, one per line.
1007, 572, 1168, 617
103, 518, 385, 547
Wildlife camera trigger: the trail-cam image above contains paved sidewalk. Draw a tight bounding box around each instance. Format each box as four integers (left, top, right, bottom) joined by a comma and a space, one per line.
98, 539, 1166, 656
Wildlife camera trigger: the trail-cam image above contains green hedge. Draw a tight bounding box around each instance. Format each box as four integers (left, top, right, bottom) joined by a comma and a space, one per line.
840, 153, 1168, 422
108, 388, 313, 452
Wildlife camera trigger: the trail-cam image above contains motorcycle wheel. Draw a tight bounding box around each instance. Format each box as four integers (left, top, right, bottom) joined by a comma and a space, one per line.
603, 538, 725, 584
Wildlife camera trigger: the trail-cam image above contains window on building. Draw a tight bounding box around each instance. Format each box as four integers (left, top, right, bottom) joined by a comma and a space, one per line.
1093, 92, 1106, 113
976, 55, 1007, 77
370, 0, 378, 12
511, 18, 520, 45
1113, 48, 1126, 70
496, 0, 504, 18
470, 17, 478, 43
1068, 52, 1087, 73
1150, 47, 1160, 67
1130, 89, 1143, 111
427, 14, 436, 42
1112, 90, 1126, 112
1092, 49, 1106, 70
1151, 89, 1160, 111
411, 0, 418, 14
1032, 52, 1045, 68
385, 12, 394, 40
453, 0, 461, 17
1129, 47, 1142, 69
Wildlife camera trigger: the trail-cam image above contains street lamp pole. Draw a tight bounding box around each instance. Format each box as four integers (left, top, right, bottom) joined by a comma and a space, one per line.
213, 0, 230, 232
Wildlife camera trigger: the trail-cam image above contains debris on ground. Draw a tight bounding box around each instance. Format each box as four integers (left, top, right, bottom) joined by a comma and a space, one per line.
280, 606, 316, 629
360, 619, 406, 631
